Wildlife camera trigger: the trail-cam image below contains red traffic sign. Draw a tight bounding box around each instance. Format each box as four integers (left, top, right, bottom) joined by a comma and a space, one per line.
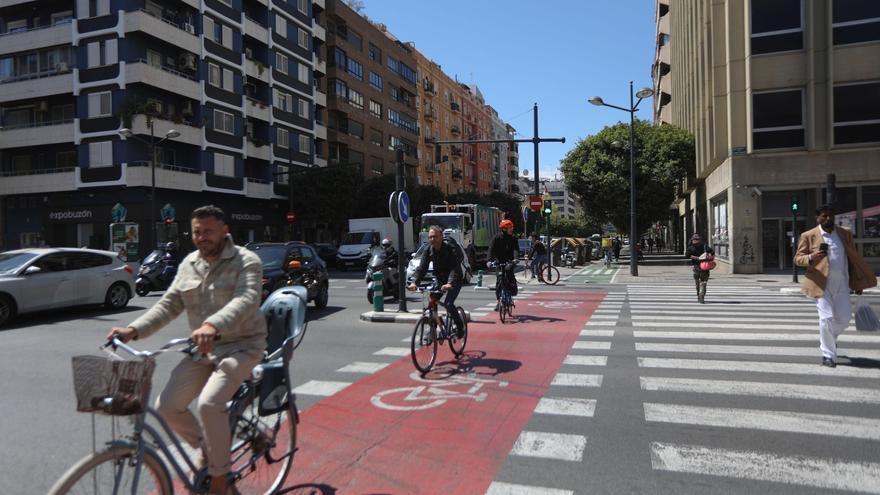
529, 196, 543, 212
286, 211, 296, 223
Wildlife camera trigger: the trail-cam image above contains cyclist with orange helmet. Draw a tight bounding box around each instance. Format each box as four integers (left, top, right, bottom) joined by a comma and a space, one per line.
488, 219, 520, 307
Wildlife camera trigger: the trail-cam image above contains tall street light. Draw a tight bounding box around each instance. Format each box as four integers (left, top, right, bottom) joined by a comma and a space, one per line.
119, 123, 180, 251
589, 81, 654, 276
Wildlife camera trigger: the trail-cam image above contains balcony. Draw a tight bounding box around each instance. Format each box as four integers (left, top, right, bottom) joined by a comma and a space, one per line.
127, 162, 202, 192
451, 146, 462, 157
314, 122, 327, 140
0, 119, 73, 147
126, 60, 200, 100
246, 177, 273, 199
450, 102, 460, 112
658, 42, 670, 65
0, 20, 72, 57
313, 22, 326, 41
313, 0, 325, 8
658, 13, 670, 37
315, 89, 326, 107
131, 115, 201, 145
0, 70, 73, 101
244, 16, 269, 44
0, 167, 76, 195
452, 168, 463, 180
313, 54, 326, 74
450, 125, 461, 135
125, 10, 199, 54
424, 109, 437, 121
423, 80, 437, 95
246, 58, 270, 83
314, 156, 327, 167
246, 138, 271, 161
246, 97, 271, 121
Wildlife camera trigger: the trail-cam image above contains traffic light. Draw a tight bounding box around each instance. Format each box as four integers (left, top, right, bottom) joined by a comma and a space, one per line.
791, 196, 800, 212
543, 199, 553, 216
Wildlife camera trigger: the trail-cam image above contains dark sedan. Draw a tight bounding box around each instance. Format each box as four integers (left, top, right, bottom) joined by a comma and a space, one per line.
246, 242, 329, 308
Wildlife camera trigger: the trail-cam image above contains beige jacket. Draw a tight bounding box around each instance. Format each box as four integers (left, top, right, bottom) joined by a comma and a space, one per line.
794, 225, 877, 299
128, 236, 267, 358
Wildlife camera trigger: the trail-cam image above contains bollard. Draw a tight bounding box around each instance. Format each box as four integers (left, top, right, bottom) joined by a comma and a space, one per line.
372, 271, 384, 312
476, 270, 483, 288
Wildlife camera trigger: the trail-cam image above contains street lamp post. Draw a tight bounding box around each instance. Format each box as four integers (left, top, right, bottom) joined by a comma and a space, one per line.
119, 123, 180, 251
589, 81, 654, 277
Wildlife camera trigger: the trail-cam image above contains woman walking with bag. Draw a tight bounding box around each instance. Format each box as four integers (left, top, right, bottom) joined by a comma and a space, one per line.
686, 233, 715, 303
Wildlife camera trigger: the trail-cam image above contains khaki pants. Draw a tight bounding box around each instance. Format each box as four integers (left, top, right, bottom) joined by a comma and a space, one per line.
155, 349, 262, 476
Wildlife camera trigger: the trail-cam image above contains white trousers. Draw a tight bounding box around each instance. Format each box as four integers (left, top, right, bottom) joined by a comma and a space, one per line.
816, 275, 852, 359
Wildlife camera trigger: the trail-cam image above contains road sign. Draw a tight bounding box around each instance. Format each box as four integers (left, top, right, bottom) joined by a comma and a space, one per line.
286, 211, 295, 223
529, 196, 543, 212
397, 191, 410, 223
388, 191, 400, 223
522, 206, 529, 223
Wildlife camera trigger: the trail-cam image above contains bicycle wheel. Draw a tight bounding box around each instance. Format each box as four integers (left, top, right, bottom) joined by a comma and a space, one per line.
48, 442, 172, 495
541, 264, 561, 286
449, 307, 468, 357
505, 295, 515, 321
411, 317, 437, 373
230, 389, 298, 495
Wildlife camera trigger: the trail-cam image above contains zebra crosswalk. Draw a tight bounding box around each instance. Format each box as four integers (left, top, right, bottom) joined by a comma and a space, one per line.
630, 283, 880, 493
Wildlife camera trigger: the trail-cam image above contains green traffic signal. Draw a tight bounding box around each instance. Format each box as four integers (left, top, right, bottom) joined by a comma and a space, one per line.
791, 196, 799, 212
543, 199, 552, 216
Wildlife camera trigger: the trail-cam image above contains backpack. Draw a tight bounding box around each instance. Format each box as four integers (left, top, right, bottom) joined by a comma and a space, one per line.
442, 235, 465, 266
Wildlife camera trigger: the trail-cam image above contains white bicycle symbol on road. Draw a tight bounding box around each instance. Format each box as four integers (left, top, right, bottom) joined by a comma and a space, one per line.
371, 372, 509, 411
528, 300, 582, 309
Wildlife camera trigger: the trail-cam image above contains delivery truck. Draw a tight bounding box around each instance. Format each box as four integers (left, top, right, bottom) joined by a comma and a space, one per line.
336, 216, 413, 270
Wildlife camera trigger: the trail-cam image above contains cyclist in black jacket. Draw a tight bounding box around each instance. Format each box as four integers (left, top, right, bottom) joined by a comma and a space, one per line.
489, 219, 519, 304
408, 225, 465, 337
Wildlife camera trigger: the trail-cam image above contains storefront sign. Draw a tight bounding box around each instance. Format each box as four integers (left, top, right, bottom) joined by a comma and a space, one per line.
48, 209, 94, 221
231, 213, 264, 223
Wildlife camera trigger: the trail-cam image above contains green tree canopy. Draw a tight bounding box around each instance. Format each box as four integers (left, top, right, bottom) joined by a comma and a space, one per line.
560, 120, 694, 234
290, 164, 362, 235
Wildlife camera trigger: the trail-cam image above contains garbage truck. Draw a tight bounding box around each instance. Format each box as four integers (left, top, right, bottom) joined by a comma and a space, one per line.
418, 204, 502, 268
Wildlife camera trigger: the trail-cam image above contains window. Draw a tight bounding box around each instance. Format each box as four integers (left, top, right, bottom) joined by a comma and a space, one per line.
711, 197, 729, 259
297, 99, 308, 119
57, 151, 76, 168
298, 134, 310, 153
275, 14, 287, 38
85, 0, 109, 17
277, 127, 289, 148
371, 156, 383, 174
390, 135, 416, 156
370, 128, 382, 147
346, 29, 362, 50
348, 88, 363, 109
833, 81, 880, 144
147, 49, 162, 68
346, 57, 363, 80
275, 90, 292, 112
297, 63, 309, 84
298, 28, 309, 49
296, 0, 308, 14
750, 0, 803, 54
348, 120, 363, 139
752, 89, 804, 149
86, 39, 117, 68
369, 100, 381, 119
88, 141, 113, 168
863, 186, 880, 240
368, 43, 381, 63
369, 71, 383, 91
276, 164, 288, 184
331, 79, 348, 98
208, 63, 221, 86
87, 91, 111, 117
833, 0, 880, 45
70, 252, 112, 269
334, 47, 346, 68
214, 109, 234, 134
34, 253, 69, 272
276, 52, 288, 75
388, 109, 418, 135
214, 152, 235, 177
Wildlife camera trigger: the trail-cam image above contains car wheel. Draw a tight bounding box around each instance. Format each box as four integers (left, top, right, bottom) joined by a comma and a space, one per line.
314, 282, 329, 309
105, 282, 131, 309
0, 295, 16, 327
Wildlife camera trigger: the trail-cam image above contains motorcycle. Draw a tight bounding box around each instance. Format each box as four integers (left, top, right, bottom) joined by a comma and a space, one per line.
563, 250, 576, 268
365, 248, 399, 303
135, 248, 178, 296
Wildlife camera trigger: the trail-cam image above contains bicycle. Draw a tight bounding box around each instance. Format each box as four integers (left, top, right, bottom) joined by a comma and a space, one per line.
494, 261, 516, 323
537, 261, 561, 286
50, 335, 298, 495
410, 286, 468, 374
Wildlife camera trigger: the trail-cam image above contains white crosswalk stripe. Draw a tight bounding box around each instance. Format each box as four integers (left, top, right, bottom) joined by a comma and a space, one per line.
630, 284, 880, 492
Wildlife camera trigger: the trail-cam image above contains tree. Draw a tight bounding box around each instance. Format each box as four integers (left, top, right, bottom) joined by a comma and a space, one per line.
343, 0, 365, 13
290, 165, 362, 237
560, 120, 694, 235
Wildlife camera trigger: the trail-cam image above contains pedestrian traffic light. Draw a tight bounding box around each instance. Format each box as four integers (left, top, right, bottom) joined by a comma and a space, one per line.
543, 199, 552, 216
791, 196, 800, 212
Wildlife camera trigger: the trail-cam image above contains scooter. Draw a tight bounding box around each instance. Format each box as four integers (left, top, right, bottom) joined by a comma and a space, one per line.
135, 248, 178, 296
365, 249, 399, 303
563, 250, 576, 268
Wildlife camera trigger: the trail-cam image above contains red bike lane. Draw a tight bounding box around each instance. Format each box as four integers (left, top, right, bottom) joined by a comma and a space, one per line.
284, 290, 604, 494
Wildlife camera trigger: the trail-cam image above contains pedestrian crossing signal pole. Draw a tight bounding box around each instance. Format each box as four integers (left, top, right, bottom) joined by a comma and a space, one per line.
791, 195, 799, 283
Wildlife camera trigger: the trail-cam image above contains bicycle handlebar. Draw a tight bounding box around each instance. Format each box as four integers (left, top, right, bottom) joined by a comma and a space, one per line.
103, 336, 197, 358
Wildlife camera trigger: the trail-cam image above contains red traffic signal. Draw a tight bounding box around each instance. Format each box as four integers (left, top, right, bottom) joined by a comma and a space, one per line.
286, 211, 296, 223
164, 218, 172, 224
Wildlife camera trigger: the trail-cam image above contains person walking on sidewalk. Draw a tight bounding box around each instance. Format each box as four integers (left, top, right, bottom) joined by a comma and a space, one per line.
686, 233, 714, 303
794, 204, 877, 368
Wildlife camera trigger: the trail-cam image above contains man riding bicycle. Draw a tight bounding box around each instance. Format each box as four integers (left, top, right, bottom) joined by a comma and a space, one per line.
107, 205, 265, 495
528, 234, 547, 279
408, 225, 465, 338
488, 219, 519, 307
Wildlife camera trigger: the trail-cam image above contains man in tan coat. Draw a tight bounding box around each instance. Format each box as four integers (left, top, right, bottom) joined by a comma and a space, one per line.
794, 204, 877, 367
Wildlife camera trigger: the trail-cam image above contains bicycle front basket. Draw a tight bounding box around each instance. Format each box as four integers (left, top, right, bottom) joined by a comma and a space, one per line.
72, 355, 156, 416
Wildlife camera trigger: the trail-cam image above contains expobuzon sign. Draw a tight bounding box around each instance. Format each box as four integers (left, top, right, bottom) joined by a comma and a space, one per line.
48, 209, 94, 222
230, 213, 264, 223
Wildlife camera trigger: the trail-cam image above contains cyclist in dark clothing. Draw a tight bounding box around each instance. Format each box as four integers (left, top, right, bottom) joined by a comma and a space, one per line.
380, 238, 398, 270
528, 235, 548, 279
408, 225, 465, 337
489, 219, 519, 304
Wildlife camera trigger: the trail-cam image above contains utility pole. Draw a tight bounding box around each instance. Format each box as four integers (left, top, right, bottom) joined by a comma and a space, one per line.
395, 147, 407, 312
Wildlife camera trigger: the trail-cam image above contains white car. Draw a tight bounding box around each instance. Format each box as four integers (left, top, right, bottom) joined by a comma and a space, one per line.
406, 241, 472, 285
0, 248, 135, 326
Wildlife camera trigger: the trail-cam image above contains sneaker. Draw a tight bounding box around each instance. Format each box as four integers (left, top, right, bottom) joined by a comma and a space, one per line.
495, 301, 501, 311
821, 357, 836, 368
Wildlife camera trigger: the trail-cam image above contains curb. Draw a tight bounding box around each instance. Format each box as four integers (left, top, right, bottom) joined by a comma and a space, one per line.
359, 310, 472, 324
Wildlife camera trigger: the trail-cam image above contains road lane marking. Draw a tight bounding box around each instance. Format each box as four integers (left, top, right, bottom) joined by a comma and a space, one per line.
644, 402, 880, 440
510, 431, 587, 461
374, 347, 410, 356
635, 342, 880, 359
634, 321, 820, 330
486, 482, 574, 495
638, 357, 880, 379
640, 376, 880, 403
650, 442, 880, 493
632, 331, 880, 342
292, 380, 351, 396
580, 329, 615, 337
632, 315, 843, 324
585, 321, 617, 326
563, 355, 608, 366
551, 373, 603, 387
572, 341, 612, 350
336, 362, 391, 374
534, 397, 596, 417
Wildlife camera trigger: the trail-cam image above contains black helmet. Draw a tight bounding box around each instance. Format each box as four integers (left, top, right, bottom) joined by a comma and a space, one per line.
381, 238, 393, 247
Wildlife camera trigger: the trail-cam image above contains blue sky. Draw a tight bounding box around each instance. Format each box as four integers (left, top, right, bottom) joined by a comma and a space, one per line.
355, 0, 657, 181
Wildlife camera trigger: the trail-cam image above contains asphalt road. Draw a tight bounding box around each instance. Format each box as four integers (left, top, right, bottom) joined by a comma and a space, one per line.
2, 264, 879, 494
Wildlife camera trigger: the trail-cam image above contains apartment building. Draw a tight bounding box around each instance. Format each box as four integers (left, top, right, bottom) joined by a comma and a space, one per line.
488, 106, 515, 194
655, 0, 880, 273
0, 0, 326, 254
545, 178, 581, 220
323, 0, 418, 180
460, 83, 490, 194
415, 50, 461, 194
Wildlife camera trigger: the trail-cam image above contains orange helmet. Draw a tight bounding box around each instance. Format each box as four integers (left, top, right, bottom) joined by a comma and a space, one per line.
499, 219, 514, 230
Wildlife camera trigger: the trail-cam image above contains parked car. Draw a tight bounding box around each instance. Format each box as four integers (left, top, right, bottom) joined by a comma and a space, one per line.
0, 248, 134, 327
246, 242, 329, 308
313, 243, 338, 268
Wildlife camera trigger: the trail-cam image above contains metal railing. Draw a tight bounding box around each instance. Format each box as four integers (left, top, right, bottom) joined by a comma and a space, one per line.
0, 166, 75, 177
0, 19, 71, 37
128, 161, 200, 174
128, 58, 198, 81
0, 67, 68, 84
133, 8, 192, 32
246, 177, 270, 184
1, 118, 74, 130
